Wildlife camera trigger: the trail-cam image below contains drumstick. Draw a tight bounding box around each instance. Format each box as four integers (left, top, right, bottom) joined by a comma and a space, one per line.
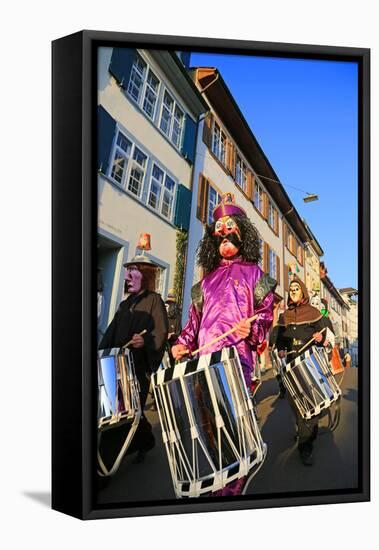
190, 315, 258, 356
297, 327, 326, 355
122, 329, 147, 349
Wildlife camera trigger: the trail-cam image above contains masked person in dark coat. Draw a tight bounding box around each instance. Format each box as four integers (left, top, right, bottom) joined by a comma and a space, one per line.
99, 254, 168, 465
164, 290, 182, 367
275, 276, 327, 466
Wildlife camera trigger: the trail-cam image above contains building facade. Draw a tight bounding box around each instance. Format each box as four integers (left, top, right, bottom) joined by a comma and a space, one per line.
182, 67, 311, 330
339, 288, 359, 366
97, 47, 207, 339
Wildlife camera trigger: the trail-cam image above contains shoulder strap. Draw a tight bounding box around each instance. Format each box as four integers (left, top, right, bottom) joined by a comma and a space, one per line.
254, 273, 277, 307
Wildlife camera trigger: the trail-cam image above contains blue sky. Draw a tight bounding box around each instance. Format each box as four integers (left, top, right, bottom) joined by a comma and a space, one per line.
190, 52, 358, 289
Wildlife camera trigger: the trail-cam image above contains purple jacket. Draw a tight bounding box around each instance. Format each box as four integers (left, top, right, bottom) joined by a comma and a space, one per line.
177, 258, 276, 370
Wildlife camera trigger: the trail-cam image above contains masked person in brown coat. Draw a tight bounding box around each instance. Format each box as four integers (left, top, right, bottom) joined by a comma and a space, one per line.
275, 276, 327, 466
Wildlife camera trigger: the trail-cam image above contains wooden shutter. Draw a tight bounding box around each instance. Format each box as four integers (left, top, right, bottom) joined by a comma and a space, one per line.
263, 193, 269, 220
196, 174, 209, 223
251, 173, 256, 203
227, 141, 236, 178
274, 208, 279, 234
202, 113, 213, 148
264, 243, 270, 273
246, 170, 253, 200
276, 255, 280, 285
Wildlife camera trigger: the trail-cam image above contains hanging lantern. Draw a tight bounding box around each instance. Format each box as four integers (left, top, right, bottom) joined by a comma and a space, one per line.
137, 233, 152, 251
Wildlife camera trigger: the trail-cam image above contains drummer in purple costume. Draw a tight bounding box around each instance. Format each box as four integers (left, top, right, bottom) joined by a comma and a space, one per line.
172, 193, 276, 496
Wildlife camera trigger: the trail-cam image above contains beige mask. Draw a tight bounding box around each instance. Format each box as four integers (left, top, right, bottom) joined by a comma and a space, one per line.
289, 282, 303, 304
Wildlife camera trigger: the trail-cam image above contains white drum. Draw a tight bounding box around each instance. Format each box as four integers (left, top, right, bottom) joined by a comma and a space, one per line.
152, 346, 266, 498
276, 345, 341, 420
97, 347, 141, 476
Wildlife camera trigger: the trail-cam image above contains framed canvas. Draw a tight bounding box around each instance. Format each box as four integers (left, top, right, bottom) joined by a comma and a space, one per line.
52, 30, 370, 520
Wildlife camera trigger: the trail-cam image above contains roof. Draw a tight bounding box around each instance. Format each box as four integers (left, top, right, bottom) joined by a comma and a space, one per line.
302, 219, 324, 256
191, 67, 311, 243
339, 287, 358, 295
148, 51, 209, 117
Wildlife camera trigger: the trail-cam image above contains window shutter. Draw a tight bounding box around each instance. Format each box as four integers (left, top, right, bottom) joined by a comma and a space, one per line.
276, 255, 280, 285
202, 113, 213, 148
174, 184, 192, 231
274, 209, 279, 234
181, 115, 197, 165
246, 170, 254, 200
227, 141, 236, 178
264, 243, 270, 273
197, 174, 209, 223
263, 193, 269, 220
97, 105, 116, 173
109, 48, 136, 89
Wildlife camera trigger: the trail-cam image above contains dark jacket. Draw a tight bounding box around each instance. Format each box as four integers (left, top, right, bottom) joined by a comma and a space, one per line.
99, 290, 168, 373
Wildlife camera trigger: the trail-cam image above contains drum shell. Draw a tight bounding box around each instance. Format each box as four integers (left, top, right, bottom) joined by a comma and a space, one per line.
97, 348, 140, 431
152, 346, 266, 498
281, 346, 341, 420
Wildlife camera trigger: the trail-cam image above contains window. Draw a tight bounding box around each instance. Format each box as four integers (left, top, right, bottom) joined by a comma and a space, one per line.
159, 90, 185, 148
127, 54, 160, 120
296, 241, 303, 264
127, 55, 147, 103
236, 155, 247, 193
269, 248, 277, 279
148, 163, 176, 220
212, 121, 227, 165
142, 69, 160, 118
155, 266, 166, 295
127, 146, 147, 198
110, 132, 132, 184
207, 186, 221, 225
254, 182, 264, 214
268, 200, 278, 232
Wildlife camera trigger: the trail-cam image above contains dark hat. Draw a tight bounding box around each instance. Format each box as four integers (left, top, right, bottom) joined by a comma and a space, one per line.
123, 253, 160, 269
213, 192, 246, 222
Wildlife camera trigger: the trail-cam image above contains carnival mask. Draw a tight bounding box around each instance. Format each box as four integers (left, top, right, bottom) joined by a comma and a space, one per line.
289, 282, 303, 304
214, 216, 241, 259
125, 265, 143, 294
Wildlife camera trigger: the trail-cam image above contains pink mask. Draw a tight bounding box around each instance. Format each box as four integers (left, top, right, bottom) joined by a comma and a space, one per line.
125, 265, 143, 294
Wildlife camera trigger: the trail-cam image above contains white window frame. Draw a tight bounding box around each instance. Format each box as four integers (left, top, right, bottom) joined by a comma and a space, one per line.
207, 185, 221, 226
255, 181, 264, 213
147, 162, 177, 222
155, 265, 166, 296
109, 129, 148, 200
127, 53, 161, 121
269, 248, 277, 279
211, 121, 227, 166
158, 88, 185, 149
109, 131, 132, 186
268, 200, 276, 229
236, 155, 247, 193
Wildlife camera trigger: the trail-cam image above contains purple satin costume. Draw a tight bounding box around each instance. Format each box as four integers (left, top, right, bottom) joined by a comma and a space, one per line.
177, 257, 274, 384
176, 257, 275, 497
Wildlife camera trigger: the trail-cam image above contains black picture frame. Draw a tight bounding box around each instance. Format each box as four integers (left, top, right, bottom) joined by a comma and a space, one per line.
52, 30, 370, 520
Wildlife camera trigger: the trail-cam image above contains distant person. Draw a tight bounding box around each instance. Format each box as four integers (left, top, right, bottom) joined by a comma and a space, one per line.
165, 290, 182, 367
343, 350, 352, 368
